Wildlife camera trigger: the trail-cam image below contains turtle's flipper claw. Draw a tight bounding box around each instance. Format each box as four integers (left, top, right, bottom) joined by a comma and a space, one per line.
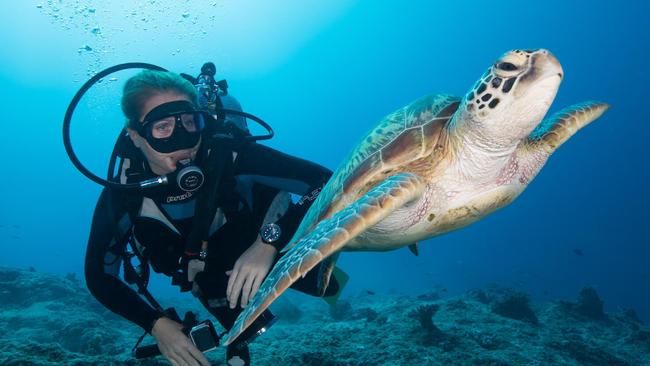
221, 173, 424, 346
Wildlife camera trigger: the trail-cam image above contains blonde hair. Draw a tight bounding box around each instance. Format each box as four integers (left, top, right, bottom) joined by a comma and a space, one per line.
121, 70, 198, 127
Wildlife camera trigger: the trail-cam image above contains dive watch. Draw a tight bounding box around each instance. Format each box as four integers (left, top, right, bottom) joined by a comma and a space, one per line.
260, 223, 282, 245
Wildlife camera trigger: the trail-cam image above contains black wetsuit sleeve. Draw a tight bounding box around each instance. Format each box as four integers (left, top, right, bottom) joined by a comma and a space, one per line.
233, 143, 332, 250
84, 188, 162, 333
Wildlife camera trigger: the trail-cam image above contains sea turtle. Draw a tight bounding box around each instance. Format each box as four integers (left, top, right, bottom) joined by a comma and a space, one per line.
222, 49, 608, 345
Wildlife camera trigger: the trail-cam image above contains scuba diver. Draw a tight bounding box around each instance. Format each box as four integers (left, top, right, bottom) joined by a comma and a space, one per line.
75, 64, 344, 366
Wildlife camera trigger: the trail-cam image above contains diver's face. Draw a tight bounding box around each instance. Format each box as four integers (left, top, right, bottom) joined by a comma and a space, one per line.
127, 91, 200, 175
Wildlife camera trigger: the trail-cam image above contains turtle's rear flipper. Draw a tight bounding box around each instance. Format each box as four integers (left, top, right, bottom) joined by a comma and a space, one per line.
221, 173, 424, 346
408, 243, 420, 256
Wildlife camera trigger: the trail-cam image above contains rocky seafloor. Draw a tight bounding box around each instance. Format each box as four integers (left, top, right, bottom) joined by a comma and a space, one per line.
1, 266, 649, 366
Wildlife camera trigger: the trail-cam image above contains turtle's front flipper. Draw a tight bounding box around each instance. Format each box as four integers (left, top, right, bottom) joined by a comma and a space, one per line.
516, 101, 609, 183
221, 173, 424, 346
528, 101, 609, 154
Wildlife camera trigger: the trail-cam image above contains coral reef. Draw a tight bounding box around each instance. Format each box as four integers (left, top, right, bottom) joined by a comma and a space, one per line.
0, 266, 162, 365
617, 308, 642, 326
557, 286, 608, 321
575, 286, 606, 319
354, 307, 379, 322
490, 289, 539, 324
407, 304, 458, 350
328, 299, 353, 321
408, 304, 441, 334
272, 298, 302, 324
546, 336, 629, 365
1, 266, 649, 365
417, 291, 441, 301
626, 329, 650, 350
467, 288, 490, 304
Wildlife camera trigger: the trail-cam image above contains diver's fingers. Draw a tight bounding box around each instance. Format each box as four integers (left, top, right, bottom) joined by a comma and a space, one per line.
250, 273, 264, 301
240, 274, 255, 308
186, 343, 211, 366
168, 350, 187, 366
226, 267, 238, 301
176, 348, 199, 366
181, 347, 205, 366
228, 271, 246, 309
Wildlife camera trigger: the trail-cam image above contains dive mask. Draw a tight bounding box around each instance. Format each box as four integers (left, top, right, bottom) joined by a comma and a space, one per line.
135, 100, 207, 153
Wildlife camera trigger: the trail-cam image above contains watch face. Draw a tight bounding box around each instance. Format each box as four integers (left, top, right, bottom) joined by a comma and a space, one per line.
261, 223, 281, 243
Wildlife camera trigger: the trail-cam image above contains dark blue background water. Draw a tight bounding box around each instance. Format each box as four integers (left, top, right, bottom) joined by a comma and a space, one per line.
1, 1, 648, 320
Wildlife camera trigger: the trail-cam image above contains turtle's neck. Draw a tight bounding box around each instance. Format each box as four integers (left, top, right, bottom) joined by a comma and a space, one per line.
447, 115, 518, 184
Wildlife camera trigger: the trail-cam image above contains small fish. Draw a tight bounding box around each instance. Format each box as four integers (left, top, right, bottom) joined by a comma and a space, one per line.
364, 290, 375, 296
573, 249, 584, 256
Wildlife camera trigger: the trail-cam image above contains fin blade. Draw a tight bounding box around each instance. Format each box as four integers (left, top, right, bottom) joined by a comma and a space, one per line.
322, 266, 350, 306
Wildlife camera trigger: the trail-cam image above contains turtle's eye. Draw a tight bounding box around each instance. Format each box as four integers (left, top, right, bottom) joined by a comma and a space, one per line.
496, 62, 518, 71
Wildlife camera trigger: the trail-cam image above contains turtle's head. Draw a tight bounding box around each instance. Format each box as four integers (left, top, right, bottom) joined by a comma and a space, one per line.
460, 49, 563, 142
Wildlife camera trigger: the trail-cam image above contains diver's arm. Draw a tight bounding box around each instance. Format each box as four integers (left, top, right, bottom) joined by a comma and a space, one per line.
84, 188, 162, 333
234, 142, 332, 195
234, 143, 332, 250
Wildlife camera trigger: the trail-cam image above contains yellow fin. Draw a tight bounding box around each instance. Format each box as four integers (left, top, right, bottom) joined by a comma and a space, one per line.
322, 266, 350, 306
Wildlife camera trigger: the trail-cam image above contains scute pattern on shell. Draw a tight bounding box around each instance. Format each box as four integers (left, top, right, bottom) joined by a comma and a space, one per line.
345, 94, 459, 171
287, 93, 460, 249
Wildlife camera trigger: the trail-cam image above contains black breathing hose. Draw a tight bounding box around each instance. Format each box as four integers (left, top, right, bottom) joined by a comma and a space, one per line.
63, 62, 274, 191
63, 62, 167, 190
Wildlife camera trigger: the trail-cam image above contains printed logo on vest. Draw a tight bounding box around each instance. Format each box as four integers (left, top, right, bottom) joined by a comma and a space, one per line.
165, 191, 194, 203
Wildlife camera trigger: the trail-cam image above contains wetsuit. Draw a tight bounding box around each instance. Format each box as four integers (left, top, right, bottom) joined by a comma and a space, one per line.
84, 141, 338, 351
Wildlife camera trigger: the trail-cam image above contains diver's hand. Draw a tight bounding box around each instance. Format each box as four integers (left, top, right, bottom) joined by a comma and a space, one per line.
151, 317, 211, 366
226, 239, 278, 309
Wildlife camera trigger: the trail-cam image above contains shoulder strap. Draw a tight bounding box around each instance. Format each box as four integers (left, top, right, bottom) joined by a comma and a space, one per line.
184, 138, 232, 257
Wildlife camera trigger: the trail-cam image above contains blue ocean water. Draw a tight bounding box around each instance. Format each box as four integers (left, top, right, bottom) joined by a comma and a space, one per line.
0, 0, 648, 327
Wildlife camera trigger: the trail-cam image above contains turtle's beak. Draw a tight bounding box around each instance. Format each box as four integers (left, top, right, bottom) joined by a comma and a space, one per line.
535, 49, 563, 80
513, 49, 564, 98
